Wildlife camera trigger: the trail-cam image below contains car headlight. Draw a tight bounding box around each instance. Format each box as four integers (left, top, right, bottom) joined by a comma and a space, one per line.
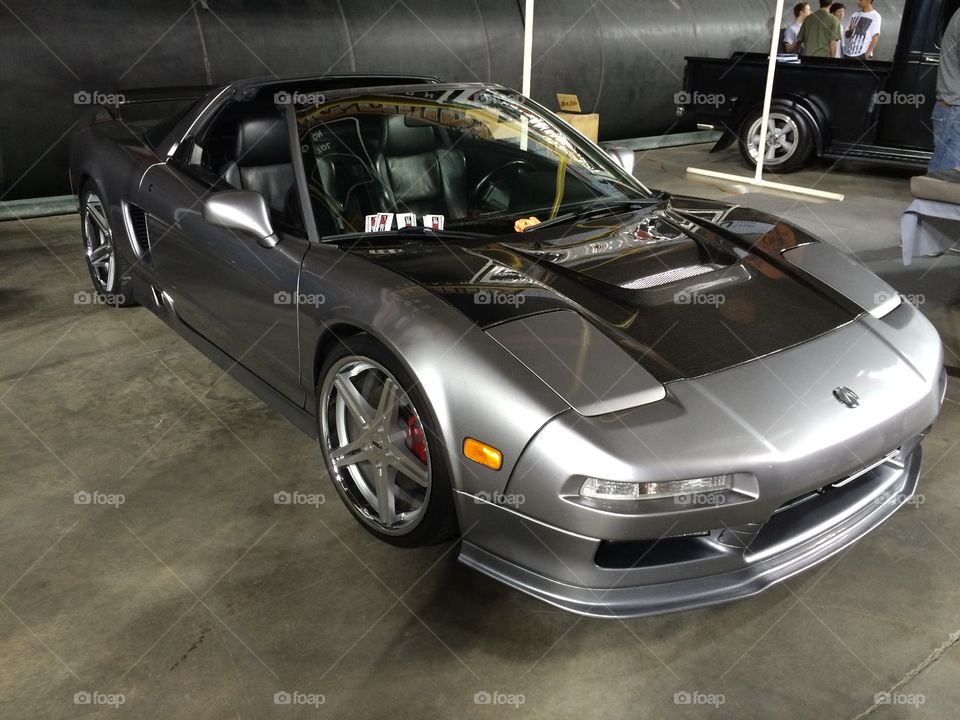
580, 474, 736, 501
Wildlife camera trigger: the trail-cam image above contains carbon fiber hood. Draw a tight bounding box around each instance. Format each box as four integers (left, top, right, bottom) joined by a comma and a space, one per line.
346, 198, 864, 383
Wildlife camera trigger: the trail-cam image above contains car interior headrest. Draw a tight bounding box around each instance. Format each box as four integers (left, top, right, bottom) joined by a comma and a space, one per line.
235, 112, 291, 167
380, 115, 437, 156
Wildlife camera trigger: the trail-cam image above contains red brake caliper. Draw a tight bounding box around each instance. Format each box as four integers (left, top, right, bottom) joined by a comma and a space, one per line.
405, 415, 428, 464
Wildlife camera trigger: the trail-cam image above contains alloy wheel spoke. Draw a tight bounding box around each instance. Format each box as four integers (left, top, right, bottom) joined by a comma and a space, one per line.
86, 202, 110, 236
373, 462, 396, 525
89, 242, 112, 265
375, 376, 402, 427
387, 443, 429, 488
335, 374, 375, 427
332, 434, 373, 469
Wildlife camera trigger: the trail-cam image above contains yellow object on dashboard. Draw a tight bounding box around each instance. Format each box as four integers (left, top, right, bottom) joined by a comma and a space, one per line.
514, 217, 541, 232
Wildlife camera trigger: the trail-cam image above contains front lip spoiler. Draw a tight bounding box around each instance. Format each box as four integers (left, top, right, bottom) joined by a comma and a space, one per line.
458, 446, 922, 618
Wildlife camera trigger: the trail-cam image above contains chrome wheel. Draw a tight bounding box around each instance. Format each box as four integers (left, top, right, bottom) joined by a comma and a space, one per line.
746, 112, 800, 166
83, 192, 115, 292
320, 356, 431, 534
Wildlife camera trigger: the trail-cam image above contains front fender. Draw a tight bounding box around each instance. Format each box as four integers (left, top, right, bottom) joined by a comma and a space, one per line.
296, 243, 571, 498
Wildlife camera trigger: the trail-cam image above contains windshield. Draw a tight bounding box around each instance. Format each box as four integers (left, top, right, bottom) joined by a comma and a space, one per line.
293, 86, 648, 237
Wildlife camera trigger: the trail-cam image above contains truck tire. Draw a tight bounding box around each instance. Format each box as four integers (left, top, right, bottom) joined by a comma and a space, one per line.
737, 105, 814, 174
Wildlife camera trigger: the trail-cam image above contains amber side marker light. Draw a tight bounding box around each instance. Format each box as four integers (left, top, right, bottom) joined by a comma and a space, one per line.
463, 438, 503, 470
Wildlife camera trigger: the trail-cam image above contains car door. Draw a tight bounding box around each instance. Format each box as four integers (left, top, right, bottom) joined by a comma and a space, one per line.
134, 155, 308, 407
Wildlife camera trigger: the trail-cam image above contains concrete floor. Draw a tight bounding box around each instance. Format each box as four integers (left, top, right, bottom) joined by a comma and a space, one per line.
2, 145, 960, 719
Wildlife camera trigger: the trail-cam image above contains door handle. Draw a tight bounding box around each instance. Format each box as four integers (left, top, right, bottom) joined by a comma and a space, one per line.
922, 53, 941, 66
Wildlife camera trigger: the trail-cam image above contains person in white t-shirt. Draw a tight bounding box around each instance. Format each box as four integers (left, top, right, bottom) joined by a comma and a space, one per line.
784, 2, 812, 52
830, 3, 846, 57
843, 0, 881, 59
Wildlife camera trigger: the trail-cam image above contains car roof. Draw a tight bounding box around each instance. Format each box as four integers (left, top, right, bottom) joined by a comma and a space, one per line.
227, 73, 442, 98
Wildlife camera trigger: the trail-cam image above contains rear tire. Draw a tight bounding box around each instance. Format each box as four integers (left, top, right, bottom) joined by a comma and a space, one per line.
80, 181, 138, 307
737, 105, 814, 174
316, 334, 459, 548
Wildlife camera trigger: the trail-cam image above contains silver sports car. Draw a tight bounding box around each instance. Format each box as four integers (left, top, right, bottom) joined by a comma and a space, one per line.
70, 75, 946, 617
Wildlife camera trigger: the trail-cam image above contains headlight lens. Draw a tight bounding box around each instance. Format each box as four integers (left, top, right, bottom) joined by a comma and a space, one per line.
580, 475, 735, 501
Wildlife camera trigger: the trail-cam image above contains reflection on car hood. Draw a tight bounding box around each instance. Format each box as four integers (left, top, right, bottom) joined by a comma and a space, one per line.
347, 197, 862, 383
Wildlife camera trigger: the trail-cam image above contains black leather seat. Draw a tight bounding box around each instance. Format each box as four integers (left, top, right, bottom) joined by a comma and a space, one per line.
372, 116, 467, 218
221, 112, 295, 213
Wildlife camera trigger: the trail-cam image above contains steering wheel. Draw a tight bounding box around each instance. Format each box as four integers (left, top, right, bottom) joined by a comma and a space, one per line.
470, 160, 536, 210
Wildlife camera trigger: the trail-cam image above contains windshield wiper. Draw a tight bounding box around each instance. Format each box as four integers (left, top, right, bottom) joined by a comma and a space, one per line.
323, 226, 489, 244
521, 198, 667, 233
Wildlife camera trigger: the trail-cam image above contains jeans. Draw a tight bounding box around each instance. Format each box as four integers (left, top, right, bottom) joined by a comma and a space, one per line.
929, 103, 960, 173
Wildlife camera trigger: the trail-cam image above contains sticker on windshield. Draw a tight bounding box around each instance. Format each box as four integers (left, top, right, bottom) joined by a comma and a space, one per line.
396, 212, 417, 229
423, 214, 445, 231
365, 213, 395, 233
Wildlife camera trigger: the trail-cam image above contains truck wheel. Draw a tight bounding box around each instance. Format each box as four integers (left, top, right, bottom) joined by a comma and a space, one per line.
738, 107, 814, 174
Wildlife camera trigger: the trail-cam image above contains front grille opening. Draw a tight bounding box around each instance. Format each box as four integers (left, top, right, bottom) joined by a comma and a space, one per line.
595, 533, 720, 570
774, 448, 902, 516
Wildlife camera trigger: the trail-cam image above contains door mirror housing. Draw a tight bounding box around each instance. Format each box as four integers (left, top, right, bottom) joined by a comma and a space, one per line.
605, 146, 636, 177
202, 191, 279, 248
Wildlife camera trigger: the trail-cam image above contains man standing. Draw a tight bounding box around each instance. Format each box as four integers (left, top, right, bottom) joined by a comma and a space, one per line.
843, 0, 881, 60
829, 4, 846, 57
930, 8, 960, 172
784, 3, 812, 53
788, 1, 842, 58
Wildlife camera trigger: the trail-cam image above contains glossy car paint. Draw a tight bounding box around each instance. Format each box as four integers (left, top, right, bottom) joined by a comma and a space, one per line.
70, 77, 945, 617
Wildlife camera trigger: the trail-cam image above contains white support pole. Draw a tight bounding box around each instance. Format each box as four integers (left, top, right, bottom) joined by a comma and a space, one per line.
521, 0, 534, 97
520, 0, 534, 151
686, 0, 845, 202
753, 0, 785, 181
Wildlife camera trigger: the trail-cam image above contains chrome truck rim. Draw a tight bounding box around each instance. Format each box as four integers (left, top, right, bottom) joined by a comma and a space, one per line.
747, 112, 800, 166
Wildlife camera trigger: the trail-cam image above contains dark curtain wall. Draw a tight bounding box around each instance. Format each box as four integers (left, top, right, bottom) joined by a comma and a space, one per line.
0, 0, 904, 200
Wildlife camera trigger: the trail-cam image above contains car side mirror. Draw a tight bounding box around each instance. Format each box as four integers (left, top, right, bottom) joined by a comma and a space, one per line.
606, 147, 635, 177
202, 191, 279, 248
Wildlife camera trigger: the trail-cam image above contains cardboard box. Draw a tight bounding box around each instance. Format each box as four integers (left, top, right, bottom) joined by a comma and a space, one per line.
555, 93, 599, 144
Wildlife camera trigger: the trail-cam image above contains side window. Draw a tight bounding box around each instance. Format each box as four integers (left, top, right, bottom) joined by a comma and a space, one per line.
172, 102, 308, 238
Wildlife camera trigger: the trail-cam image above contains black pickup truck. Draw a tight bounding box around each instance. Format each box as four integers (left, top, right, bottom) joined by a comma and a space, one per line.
677, 0, 957, 172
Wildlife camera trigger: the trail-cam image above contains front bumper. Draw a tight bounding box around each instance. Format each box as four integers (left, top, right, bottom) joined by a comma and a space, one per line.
458, 437, 923, 617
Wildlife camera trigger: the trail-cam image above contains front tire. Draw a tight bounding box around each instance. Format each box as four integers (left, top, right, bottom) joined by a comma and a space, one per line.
80, 181, 137, 307
316, 335, 458, 547
737, 105, 814, 174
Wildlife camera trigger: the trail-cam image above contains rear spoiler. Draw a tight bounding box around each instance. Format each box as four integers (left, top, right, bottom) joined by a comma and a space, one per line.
96, 86, 215, 119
